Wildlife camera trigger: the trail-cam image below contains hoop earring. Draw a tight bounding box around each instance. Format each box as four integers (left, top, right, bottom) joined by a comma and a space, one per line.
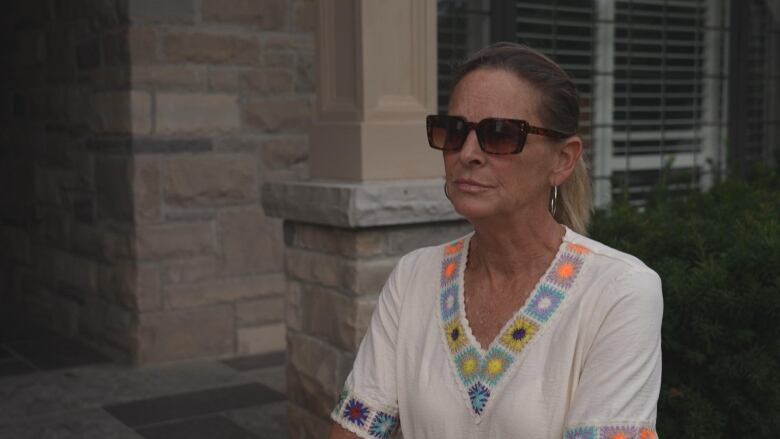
549, 186, 558, 216
444, 182, 450, 200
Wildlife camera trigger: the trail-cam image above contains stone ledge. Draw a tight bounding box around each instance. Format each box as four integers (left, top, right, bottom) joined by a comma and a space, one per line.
261, 178, 462, 228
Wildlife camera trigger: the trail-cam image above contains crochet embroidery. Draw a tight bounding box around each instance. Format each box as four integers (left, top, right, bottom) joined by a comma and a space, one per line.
564, 425, 657, 439
331, 390, 400, 439
439, 235, 590, 419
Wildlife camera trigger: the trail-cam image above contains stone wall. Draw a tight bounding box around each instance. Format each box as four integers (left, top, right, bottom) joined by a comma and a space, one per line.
0, 0, 314, 363
262, 179, 470, 439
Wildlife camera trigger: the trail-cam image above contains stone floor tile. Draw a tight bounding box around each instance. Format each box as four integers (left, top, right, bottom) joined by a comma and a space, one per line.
0, 359, 38, 378
243, 365, 286, 395
135, 415, 260, 439
104, 383, 285, 427
222, 351, 285, 371
7, 337, 110, 370
0, 408, 143, 439
225, 401, 288, 439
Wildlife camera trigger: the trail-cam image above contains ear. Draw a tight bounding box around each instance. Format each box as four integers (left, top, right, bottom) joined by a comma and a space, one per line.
549, 136, 583, 187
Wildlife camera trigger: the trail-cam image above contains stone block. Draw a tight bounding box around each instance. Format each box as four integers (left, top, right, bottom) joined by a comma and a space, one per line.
217, 209, 282, 275
287, 331, 339, 399
302, 285, 376, 351
286, 281, 303, 332
237, 323, 286, 355
163, 154, 257, 207
163, 31, 260, 65
135, 221, 215, 260
207, 67, 243, 92
261, 136, 308, 170
295, 52, 315, 93
137, 305, 234, 363
155, 93, 240, 135
132, 155, 161, 222
35, 167, 71, 207
262, 35, 315, 52
288, 402, 331, 439
241, 69, 295, 95
385, 220, 472, 255
236, 295, 285, 327
0, 225, 31, 265
293, 1, 316, 32
95, 155, 133, 221
129, 0, 196, 24
50, 249, 96, 293
288, 223, 384, 258
243, 98, 312, 133
97, 262, 161, 311
161, 257, 218, 285
89, 91, 151, 134
349, 258, 397, 296
201, 0, 286, 29
285, 248, 344, 290
131, 65, 206, 89
164, 273, 286, 308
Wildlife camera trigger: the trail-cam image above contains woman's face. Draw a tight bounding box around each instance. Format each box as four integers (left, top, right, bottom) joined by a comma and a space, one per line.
444, 68, 559, 223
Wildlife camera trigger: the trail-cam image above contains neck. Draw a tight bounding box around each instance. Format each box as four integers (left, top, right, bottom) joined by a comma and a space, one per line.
468, 211, 565, 279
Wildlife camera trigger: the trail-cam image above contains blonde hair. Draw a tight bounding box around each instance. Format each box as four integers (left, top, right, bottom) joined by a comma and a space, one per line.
452, 42, 593, 235
555, 156, 592, 235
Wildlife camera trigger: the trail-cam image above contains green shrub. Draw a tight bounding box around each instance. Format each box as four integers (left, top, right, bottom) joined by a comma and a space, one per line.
588, 172, 780, 438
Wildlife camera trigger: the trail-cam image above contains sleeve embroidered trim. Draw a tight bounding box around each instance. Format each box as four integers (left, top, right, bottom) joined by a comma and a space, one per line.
564, 424, 658, 439
330, 388, 400, 439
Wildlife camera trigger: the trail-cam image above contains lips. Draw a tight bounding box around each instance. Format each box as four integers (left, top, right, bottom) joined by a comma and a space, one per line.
453, 178, 494, 193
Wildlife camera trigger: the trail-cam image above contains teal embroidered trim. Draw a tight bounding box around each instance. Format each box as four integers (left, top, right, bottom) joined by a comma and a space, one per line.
564, 424, 658, 439
439, 237, 590, 419
331, 389, 400, 439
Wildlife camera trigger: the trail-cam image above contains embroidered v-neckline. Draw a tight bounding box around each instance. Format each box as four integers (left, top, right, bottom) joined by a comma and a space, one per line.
438, 227, 591, 421
458, 233, 568, 356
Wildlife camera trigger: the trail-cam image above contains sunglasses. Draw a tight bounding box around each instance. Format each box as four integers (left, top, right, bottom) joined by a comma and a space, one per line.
426, 115, 572, 155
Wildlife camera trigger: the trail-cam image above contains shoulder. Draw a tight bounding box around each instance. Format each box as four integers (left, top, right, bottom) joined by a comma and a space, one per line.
391, 231, 473, 279
567, 229, 663, 311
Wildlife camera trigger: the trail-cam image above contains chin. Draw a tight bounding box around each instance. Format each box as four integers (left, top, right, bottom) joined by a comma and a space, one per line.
450, 197, 501, 221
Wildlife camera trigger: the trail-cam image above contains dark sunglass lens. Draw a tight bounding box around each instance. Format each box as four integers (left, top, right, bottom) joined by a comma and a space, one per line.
479, 119, 523, 154
429, 116, 465, 150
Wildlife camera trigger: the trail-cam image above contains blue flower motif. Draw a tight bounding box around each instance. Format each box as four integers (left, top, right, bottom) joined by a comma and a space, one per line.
564, 426, 597, 439
526, 284, 565, 322
343, 399, 369, 427
368, 412, 399, 439
468, 382, 490, 415
440, 283, 459, 320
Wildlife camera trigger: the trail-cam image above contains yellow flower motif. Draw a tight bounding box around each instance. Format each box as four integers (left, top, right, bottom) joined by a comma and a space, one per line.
462, 356, 479, 374
486, 357, 504, 375
445, 318, 468, 353
499, 317, 539, 353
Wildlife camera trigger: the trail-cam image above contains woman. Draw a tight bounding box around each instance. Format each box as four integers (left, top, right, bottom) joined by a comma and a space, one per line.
328, 43, 662, 439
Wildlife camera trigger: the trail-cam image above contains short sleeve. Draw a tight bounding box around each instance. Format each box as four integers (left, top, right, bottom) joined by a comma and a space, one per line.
330, 257, 405, 439
564, 268, 664, 439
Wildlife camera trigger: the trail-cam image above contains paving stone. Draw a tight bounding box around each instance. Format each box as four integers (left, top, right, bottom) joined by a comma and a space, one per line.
224, 402, 287, 439
221, 352, 284, 372
7, 337, 110, 370
104, 383, 284, 427
0, 359, 37, 379
135, 415, 259, 439
0, 408, 143, 439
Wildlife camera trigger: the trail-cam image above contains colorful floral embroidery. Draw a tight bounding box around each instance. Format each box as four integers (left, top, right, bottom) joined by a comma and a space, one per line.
445, 319, 468, 353
526, 284, 565, 322
455, 346, 481, 385
600, 426, 639, 439
498, 316, 539, 353
483, 347, 513, 386
344, 399, 370, 426
546, 253, 584, 289
564, 425, 656, 439
441, 257, 460, 287
468, 382, 490, 415
331, 389, 400, 439
565, 426, 598, 439
440, 284, 460, 320
368, 412, 399, 439
438, 234, 590, 419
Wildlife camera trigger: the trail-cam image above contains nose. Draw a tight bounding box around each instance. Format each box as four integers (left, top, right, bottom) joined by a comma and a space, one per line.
458, 128, 486, 166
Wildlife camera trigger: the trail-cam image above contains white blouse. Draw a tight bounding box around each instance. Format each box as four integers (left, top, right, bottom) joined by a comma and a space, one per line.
331, 226, 663, 439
